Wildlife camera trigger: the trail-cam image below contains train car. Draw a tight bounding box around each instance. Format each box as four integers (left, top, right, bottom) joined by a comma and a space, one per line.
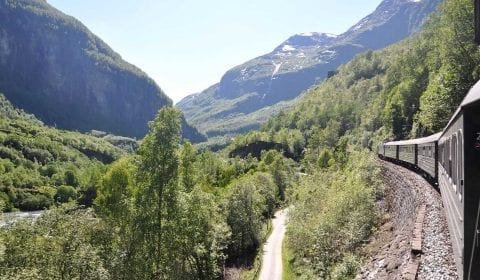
383, 139, 418, 167
383, 143, 398, 161
416, 133, 441, 181
398, 143, 416, 166
437, 81, 480, 280
382, 133, 440, 178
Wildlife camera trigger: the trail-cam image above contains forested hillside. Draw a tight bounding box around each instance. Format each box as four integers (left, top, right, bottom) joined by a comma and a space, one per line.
0, 94, 126, 211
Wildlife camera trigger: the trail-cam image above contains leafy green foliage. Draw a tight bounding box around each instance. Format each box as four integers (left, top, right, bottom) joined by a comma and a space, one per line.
88, 108, 297, 279
286, 151, 382, 278
224, 172, 277, 264
54, 185, 77, 203
0, 206, 110, 280
0, 94, 124, 211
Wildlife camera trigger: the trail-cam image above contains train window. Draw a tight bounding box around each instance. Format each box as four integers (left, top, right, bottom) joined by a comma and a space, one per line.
438, 145, 441, 164
446, 138, 451, 178
452, 135, 457, 187
458, 131, 463, 199
443, 142, 447, 167
438, 144, 442, 166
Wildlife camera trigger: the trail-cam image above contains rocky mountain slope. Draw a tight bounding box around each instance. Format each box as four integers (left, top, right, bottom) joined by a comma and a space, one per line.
0, 0, 205, 142
178, 0, 441, 138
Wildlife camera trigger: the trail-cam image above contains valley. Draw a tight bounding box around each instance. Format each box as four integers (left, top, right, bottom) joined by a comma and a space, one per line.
0, 0, 478, 279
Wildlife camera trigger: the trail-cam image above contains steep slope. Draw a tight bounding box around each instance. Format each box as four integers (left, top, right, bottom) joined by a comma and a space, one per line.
0, 93, 126, 211
0, 0, 205, 142
178, 0, 441, 138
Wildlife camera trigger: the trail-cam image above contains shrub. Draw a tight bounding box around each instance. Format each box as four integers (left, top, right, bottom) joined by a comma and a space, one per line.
329, 254, 362, 280
0, 192, 12, 211
54, 185, 77, 203
19, 193, 53, 211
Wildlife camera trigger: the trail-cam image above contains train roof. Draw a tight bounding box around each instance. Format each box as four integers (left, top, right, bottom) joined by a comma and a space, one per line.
461, 79, 480, 107
384, 132, 441, 146
443, 79, 480, 132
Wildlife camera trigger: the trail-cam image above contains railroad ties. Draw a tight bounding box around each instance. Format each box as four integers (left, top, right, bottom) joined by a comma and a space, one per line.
403, 204, 427, 280
411, 205, 426, 253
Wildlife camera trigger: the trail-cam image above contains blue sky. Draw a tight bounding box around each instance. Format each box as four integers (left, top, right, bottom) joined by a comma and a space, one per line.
47, 0, 383, 103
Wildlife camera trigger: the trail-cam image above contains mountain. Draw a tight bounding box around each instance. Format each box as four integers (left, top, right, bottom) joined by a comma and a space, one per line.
0, 0, 205, 142
178, 0, 442, 138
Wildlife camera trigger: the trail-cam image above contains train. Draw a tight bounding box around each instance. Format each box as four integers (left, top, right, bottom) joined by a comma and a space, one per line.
378, 80, 480, 280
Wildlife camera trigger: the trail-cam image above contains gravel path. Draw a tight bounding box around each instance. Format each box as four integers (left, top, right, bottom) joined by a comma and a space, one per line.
356, 160, 457, 279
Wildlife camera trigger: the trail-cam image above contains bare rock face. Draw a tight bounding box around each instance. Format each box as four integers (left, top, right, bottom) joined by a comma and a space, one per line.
0, 0, 205, 142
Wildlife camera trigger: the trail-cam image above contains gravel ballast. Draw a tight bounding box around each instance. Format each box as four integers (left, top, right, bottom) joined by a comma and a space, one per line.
356, 160, 458, 280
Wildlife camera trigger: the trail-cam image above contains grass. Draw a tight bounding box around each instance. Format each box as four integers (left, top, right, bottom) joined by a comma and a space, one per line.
282, 237, 296, 280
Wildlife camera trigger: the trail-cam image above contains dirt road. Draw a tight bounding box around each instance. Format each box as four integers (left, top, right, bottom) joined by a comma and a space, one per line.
258, 208, 288, 280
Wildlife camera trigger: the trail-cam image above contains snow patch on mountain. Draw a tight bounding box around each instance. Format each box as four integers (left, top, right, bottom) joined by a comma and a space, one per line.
282, 45, 296, 52
272, 62, 282, 77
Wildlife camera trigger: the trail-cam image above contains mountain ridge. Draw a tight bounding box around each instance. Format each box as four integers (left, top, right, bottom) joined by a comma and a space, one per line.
0, 0, 205, 142
178, 0, 441, 138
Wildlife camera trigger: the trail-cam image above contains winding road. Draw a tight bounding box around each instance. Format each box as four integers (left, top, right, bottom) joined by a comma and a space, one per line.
259, 208, 289, 280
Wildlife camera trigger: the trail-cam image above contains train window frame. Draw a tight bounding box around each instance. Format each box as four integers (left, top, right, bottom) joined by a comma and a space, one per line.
458, 130, 464, 201
452, 134, 458, 190
439, 143, 444, 168
438, 145, 441, 164
446, 138, 451, 179
438, 143, 445, 169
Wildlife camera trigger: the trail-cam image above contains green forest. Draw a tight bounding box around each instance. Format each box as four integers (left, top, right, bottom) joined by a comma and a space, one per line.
1, 0, 479, 279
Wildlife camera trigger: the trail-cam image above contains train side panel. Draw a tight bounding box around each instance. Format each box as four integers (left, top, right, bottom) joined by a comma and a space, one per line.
417, 142, 437, 179
439, 114, 464, 279
398, 144, 415, 165
384, 145, 397, 160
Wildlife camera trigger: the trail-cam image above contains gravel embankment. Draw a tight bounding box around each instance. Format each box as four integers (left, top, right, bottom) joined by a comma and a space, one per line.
356, 160, 457, 280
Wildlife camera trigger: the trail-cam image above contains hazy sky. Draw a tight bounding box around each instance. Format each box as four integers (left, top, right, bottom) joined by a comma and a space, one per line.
47, 0, 383, 103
